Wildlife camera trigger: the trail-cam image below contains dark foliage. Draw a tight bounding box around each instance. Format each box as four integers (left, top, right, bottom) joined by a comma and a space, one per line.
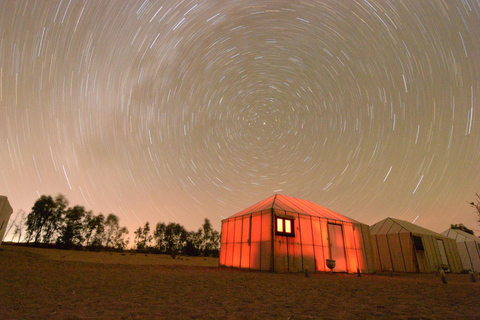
451, 223, 474, 235
145, 219, 220, 257
18, 194, 220, 257
469, 193, 480, 230
23, 194, 129, 251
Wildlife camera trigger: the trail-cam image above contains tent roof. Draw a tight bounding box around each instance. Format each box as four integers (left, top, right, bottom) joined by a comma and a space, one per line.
370, 217, 446, 237
442, 228, 480, 243
228, 194, 359, 223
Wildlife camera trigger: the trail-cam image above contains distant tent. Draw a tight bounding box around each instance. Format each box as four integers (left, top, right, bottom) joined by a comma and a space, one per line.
0, 195, 13, 246
219, 194, 375, 273
442, 228, 480, 272
370, 217, 463, 273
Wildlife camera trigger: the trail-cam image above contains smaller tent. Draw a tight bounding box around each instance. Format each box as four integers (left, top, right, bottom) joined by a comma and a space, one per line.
219, 194, 376, 273
0, 195, 13, 245
370, 217, 462, 273
442, 228, 480, 272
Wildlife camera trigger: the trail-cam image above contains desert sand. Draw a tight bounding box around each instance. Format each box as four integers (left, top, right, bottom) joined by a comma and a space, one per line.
1, 244, 479, 319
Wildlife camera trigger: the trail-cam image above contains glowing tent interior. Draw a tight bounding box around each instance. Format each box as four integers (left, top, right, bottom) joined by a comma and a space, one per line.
370, 218, 463, 273
442, 228, 480, 273
0, 195, 13, 245
219, 194, 375, 273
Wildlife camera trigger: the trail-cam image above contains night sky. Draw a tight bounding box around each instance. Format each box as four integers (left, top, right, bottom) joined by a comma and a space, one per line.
1, 0, 479, 237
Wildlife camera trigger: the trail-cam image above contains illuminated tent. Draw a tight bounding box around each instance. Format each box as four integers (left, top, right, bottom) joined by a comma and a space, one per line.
0, 195, 13, 246
442, 228, 480, 272
219, 194, 375, 273
370, 218, 463, 273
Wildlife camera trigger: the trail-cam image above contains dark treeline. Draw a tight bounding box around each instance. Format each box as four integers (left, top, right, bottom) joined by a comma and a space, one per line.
133, 219, 220, 257
7, 194, 220, 257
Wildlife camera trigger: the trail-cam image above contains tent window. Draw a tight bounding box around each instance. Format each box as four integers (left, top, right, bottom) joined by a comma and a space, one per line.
285, 219, 292, 233
277, 218, 283, 232
413, 236, 424, 251
275, 216, 295, 237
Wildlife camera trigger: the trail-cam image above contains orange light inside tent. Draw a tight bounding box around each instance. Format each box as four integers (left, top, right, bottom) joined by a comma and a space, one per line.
275, 216, 295, 237
276, 218, 283, 232
285, 219, 291, 233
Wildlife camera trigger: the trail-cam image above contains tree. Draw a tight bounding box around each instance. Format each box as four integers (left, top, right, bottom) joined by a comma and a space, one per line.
104, 214, 120, 249
197, 218, 220, 257
25, 194, 67, 244
153, 222, 167, 253
164, 222, 188, 257
80, 210, 94, 245
451, 223, 474, 235
20, 194, 129, 251
152, 219, 220, 257
57, 205, 86, 248
134, 222, 152, 252
87, 213, 106, 249
112, 226, 129, 251
469, 193, 480, 228
43, 194, 68, 243
102, 214, 129, 251
5, 209, 26, 243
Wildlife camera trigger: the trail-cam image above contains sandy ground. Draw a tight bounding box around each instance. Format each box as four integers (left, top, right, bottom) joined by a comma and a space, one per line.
1, 244, 479, 319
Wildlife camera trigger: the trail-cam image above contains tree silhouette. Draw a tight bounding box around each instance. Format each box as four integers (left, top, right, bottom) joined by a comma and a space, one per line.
164, 222, 188, 257
25, 194, 67, 244
57, 205, 86, 248
20, 194, 221, 255
153, 222, 167, 253
88, 214, 105, 249
134, 222, 152, 251
112, 226, 129, 251
20, 194, 130, 251
5, 209, 26, 242
198, 218, 220, 256
184, 230, 201, 256
469, 193, 480, 228
104, 214, 120, 249
43, 194, 68, 243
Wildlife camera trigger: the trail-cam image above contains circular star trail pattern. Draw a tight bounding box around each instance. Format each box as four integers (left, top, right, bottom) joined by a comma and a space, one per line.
1, 0, 479, 235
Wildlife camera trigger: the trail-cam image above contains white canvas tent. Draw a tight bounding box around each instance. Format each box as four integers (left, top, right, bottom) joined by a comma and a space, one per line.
370, 217, 463, 273
0, 195, 13, 245
442, 228, 480, 272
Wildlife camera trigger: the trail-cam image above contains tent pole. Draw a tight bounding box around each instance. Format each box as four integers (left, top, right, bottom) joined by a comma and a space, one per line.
271, 208, 275, 272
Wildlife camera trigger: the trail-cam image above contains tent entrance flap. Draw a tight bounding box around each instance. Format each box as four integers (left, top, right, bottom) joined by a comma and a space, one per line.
327, 223, 347, 272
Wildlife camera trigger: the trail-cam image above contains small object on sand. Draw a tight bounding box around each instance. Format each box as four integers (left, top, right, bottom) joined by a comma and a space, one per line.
469, 271, 477, 283
439, 269, 447, 284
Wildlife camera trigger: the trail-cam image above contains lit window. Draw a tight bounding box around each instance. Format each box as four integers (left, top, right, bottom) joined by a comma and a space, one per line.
285, 219, 291, 233
275, 216, 295, 237
277, 218, 283, 232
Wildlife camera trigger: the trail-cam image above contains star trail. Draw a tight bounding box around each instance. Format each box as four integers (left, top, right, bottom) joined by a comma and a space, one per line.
1, 0, 479, 236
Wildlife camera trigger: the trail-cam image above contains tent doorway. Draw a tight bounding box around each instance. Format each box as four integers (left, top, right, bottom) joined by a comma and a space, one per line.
327, 223, 347, 272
